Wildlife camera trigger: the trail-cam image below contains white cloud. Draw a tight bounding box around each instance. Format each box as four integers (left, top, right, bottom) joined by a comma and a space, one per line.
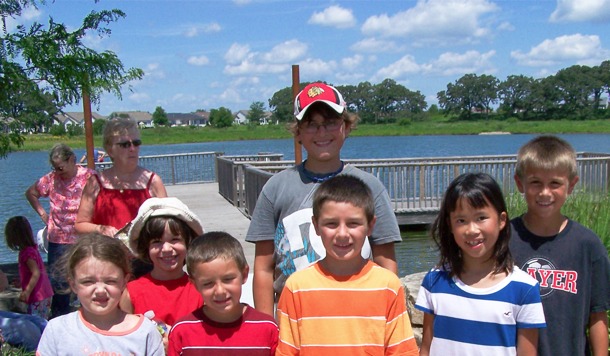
361, 0, 499, 45
350, 38, 403, 53
296, 58, 338, 79
374, 55, 421, 81
262, 40, 308, 63
218, 88, 243, 104
129, 92, 150, 103
550, 0, 610, 23
225, 43, 252, 64
497, 21, 515, 31
187, 55, 210, 66
224, 60, 287, 75
4, 5, 41, 32
422, 50, 496, 76
184, 23, 221, 37
341, 55, 364, 71
511, 34, 609, 66
224, 39, 307, 75
144, 63, 166, 79
308, 5, 356, 29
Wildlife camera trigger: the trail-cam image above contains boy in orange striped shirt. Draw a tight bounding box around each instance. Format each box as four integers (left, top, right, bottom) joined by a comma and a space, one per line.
276, 175, 419, 355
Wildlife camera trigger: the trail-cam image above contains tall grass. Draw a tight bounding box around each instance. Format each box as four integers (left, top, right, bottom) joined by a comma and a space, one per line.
505, 191, 610, 254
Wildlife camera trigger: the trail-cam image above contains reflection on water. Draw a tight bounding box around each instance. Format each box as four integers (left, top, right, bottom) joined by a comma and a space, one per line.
396, 229, 438, 277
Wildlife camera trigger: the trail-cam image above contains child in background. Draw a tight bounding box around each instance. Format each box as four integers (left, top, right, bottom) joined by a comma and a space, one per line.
37, 233, 163, 355
120, 197, 204, 328
168, 231, 278, 355
416, 172, 546, 356
276, 175, 418, 355
4, 216, 53, 320
246, 82, 401, 317
510, 135, 610, 356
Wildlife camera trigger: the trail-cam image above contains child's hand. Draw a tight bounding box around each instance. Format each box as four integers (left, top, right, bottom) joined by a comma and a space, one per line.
19, 290, 30, 303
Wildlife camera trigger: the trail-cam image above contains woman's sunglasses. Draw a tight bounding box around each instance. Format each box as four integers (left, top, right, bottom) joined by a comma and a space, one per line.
115, 139, 142, 149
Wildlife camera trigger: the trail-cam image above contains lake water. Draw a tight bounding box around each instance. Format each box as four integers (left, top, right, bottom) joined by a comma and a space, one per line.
2, 133, 610, 275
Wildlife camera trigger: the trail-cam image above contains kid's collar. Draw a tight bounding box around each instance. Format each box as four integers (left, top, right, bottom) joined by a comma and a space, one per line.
301, 160, 344, 183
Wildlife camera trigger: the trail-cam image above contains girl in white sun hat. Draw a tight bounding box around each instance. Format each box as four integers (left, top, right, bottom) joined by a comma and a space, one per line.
119, 197, 204, 338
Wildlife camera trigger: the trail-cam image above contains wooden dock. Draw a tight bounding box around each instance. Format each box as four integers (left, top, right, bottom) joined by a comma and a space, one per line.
166, 182, 255, 268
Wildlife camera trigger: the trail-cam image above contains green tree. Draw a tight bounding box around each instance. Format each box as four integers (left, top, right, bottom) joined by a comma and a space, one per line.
0, 0, 144, 158
247, 101, 265, 126
438, 74, 498, 120
93, 118, 106, 135
498, 75, 535, 119
152, 106, 170, 127
209, 107, 233, 128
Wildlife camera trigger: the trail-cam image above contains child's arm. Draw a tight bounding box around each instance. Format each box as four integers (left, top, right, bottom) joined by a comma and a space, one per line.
588, 311, 609, 356
252, 240, 276, 317
20, 258, 40, 303
419, 312, 434, 356
119, 289, 135, 313
371, 243, 398, 274
516, 328, 538, 356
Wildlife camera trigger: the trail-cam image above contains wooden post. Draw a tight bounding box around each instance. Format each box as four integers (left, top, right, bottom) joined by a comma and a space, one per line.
82, 88, 95, 169
291, 65, 302, 164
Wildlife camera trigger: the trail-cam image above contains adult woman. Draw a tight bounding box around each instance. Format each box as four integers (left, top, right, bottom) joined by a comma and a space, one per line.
75, 118, 167, 237
25, 143, 95, 317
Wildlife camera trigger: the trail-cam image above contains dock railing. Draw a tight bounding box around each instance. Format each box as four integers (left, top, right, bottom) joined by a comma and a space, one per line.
216, 154, 285, 207
218, 152, 610, 218
89, 151, 222, 185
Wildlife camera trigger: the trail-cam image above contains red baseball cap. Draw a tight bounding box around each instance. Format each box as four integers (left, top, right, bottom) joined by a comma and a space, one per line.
294, 82, 346, 120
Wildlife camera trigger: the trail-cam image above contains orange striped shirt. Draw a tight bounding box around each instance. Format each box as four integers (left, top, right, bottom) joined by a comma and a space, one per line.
276, 261, 418, 355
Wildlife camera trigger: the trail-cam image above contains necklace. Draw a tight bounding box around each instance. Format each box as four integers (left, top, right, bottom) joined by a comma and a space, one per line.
301, 160, 344, 183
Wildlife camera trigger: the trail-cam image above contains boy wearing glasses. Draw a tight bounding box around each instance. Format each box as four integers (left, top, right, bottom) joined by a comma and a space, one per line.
246, 82, 402, 317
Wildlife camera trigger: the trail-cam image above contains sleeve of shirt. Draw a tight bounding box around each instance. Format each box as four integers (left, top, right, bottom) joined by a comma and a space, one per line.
369, 187, 402, 245
245, 186, 276, 243
385, 280, 419, 355
35, 173, 52, 197
414, 271, 435, 315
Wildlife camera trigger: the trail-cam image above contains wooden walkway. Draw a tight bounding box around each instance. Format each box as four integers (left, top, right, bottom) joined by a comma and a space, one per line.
166, 182, 255, 268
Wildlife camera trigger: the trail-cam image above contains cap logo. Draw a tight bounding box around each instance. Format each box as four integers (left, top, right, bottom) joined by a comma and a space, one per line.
307, 86, 325, 98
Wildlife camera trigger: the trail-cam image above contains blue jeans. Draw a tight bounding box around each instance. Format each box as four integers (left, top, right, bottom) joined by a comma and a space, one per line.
47, 242, 73, 318
0, 310, 47, 352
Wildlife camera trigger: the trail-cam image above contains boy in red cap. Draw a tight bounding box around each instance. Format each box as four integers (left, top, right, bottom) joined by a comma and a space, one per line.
246, 82, 402, 317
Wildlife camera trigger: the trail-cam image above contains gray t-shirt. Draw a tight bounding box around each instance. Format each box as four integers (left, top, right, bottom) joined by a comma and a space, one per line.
37, 311, 164, 355
246, 164, 401, 297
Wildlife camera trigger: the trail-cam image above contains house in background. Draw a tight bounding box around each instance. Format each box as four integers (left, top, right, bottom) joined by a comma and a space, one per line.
233, 110, 274, 125
194, 110, 210, 126
167, 112, 207, 126
111, 111, 153, 128
54, 111, 106, 130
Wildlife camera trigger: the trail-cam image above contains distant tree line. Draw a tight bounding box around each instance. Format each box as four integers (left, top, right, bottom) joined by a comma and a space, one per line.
267, 60, 610, 123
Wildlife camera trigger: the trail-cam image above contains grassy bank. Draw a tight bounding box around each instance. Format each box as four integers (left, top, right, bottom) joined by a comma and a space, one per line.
14, 118, 610, 152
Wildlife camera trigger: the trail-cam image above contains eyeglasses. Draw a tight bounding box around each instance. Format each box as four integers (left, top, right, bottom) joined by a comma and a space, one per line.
300, 119, 343, 134
115, 139, 142, 149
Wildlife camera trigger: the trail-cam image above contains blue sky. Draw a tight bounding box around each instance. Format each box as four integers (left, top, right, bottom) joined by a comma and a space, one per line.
9, 0, 610, 115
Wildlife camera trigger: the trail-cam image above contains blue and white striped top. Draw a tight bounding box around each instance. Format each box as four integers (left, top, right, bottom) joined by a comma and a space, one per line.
415, 266, 546, 355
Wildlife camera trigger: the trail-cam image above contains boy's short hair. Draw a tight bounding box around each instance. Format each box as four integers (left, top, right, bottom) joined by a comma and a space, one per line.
515, 135, 578, 180
186, 231, 248, 276
312, 175, 375, 223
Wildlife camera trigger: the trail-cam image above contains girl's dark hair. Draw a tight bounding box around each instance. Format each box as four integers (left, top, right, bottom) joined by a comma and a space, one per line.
136, 216, 198, 263
60, 233, 131, 282
4, 216, 35, 251
431, 172, 512, 278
